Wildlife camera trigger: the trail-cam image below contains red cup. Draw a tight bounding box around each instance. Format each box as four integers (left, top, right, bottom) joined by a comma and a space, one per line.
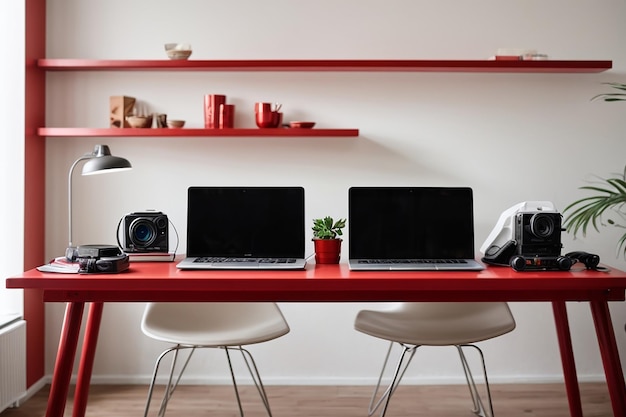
204, 94, 226, 128
255, 102, 274, 128
255, 102, 272, 114
256, 111, 282, 128
219, 104, 235, 128
256, 112, 274, 128
272, 111, 283, 127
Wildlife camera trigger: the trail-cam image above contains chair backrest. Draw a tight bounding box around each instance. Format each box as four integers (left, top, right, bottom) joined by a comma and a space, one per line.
141, 302, 290, 346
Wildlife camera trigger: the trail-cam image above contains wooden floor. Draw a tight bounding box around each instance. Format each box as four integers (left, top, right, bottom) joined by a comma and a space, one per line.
0, 383, 613, 417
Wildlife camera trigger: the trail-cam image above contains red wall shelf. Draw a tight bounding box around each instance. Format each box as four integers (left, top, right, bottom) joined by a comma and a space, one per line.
38, 59, 612, 73
38, 127, 359, 137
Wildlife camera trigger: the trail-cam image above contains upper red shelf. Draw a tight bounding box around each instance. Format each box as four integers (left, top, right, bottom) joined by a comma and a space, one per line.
37, 59, 613, 73
38, 127, 359, 137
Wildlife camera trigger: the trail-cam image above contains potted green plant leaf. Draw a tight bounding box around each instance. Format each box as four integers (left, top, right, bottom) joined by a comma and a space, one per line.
590, 82, 626, 102
312, 216, 346, 264
563, 167, 626, 256
563, 82, 626, 256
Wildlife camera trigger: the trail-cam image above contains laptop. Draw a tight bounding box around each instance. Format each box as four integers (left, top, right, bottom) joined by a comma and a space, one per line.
348, 187, 484, 271
176, 186, 307, 270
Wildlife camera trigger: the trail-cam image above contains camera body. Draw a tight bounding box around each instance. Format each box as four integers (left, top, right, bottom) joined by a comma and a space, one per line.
122, 211, 169, 253
514, 211, 563, 258
481, 201, 571, 271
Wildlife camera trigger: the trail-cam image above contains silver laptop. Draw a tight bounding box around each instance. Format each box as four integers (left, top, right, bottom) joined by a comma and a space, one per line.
177, 186, 307, 270
348, 187, 484, 271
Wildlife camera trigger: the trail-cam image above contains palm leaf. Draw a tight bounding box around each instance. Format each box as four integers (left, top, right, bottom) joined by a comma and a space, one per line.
563, 168, 626, 257
591, 82, 626, 102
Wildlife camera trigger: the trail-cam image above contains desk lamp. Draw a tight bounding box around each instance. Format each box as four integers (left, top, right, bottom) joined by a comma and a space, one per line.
65, 144, 132, 261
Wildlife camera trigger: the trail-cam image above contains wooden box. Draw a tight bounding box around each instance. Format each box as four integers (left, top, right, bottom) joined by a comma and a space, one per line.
109, 96, 136, 128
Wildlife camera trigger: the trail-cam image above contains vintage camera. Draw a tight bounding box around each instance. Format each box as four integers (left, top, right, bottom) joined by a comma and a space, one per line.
481, 201, 571, 271
514, 211, 563, 257
122, 211, 169, 253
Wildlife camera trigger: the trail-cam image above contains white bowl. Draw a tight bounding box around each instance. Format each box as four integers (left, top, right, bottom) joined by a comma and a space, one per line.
164, 43, 192, 60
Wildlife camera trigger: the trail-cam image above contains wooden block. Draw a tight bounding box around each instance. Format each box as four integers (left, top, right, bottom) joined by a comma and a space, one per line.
109, 96, 136, 128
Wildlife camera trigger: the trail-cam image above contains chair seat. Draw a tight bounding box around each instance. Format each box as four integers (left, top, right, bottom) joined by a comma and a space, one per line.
355, 302, 515, 346
141, 302, 290, 346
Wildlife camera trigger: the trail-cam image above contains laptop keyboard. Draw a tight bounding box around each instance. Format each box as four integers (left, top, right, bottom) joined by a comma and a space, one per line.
193, 257, 299, 264
357, 259, 470, 264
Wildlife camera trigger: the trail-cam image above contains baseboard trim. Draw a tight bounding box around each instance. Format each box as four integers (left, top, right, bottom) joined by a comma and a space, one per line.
77, 374, 609, 386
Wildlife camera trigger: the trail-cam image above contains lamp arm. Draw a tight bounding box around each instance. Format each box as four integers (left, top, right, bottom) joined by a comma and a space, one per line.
67, 154, 94, 247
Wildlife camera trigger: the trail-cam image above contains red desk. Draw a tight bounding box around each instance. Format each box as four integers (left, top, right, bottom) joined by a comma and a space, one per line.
6, 262, 626, 417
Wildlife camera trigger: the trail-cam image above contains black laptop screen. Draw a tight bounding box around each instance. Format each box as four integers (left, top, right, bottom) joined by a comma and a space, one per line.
186, 187, 305, 258
348, 187, 475, 259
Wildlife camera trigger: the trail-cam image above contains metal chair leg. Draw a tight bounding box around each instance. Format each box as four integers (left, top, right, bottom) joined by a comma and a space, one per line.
224, 347, 246, 417
456, 344, 495, 417
367, 342, 496, 417
143, 345, 195, 417
145, 345, 273, 417
368, 341, 417, 417
224, 346, 274, 417
238, 347, 274, 417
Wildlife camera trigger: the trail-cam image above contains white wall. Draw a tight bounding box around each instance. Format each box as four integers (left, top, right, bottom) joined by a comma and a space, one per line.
0, 0, 25, 318
42, 0, 626, 385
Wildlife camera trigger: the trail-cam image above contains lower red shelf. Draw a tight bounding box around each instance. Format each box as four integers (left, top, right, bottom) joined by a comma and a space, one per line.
38, 127, 359, 137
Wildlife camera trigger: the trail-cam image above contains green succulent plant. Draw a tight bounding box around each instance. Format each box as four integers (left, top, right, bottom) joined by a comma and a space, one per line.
563, 82, 626, 256
312, 216, 346, 240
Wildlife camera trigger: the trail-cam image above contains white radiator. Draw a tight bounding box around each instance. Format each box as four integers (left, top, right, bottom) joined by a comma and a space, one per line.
0, 318, 26, 413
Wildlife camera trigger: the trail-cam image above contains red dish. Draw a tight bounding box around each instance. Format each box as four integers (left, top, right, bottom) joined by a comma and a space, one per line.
290, 121, 315, 129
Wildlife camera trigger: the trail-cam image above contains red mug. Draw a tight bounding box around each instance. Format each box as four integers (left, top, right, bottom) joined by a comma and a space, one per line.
205, 94, 226, 128
254, 102, 272, 114
219, 104, 235, 128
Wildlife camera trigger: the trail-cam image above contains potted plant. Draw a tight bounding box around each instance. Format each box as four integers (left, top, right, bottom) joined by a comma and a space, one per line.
563, 82, 626, 257
312, 216, 346, 264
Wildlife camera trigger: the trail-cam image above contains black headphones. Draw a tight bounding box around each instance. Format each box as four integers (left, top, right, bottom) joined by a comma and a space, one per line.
78, 254, 129, 274
564, 251, 607, 271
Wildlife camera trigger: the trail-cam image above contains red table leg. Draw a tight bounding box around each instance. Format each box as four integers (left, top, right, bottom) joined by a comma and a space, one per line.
46, 302, 85, 417
72, 302, 104, 417
589, 300, 626, 417
552, 301, 583, 417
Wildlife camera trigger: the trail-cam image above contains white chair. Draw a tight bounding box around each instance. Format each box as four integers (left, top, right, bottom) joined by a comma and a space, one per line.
141, 302, 290, 417
354, 302, 516, 417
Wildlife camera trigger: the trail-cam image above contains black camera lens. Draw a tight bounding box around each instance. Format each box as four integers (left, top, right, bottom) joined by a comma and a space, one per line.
529, 213, 555, 239
130, 219, 157, 247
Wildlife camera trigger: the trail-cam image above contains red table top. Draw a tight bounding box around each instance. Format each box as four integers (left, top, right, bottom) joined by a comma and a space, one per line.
6, 261, 626, 303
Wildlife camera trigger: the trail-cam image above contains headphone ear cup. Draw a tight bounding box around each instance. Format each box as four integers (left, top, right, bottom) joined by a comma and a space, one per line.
557, 256, 572, 271
95, 254, 130, 273
582, 253, 600, 269
565, 251, 601, 269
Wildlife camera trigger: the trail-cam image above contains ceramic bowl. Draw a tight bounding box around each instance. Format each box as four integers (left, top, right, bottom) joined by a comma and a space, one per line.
164, 43, 192, 60
166, 120, 185, 128
126, 115, 153, 128
289, 121, 315, 129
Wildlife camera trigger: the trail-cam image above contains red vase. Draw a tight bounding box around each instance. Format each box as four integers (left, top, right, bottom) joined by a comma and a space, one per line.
313, 239, 342, 264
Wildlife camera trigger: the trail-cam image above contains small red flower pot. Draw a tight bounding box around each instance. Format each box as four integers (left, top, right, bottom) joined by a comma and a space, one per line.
313, 239, 342, 264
